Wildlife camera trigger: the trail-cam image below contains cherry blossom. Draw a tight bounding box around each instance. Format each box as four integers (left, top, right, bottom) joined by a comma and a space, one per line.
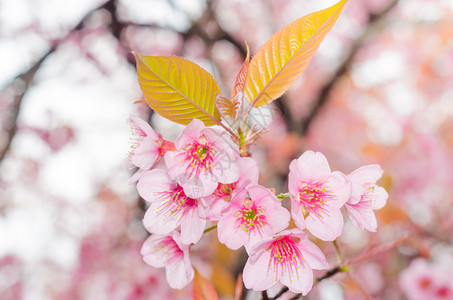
128, 114, 174, 183
399, 258, 453, 300
243, 229, 329, 295
288, 151, 351, 241
204, 157, 259, 221
344, 164, 389, 231
138, 169, 207, 245
164, 119, 240, 198
141, 231, 194, 289
217, 185, 290, 251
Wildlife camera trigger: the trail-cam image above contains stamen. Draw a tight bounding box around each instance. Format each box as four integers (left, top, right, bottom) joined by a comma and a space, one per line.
297, 179, 334, 218
155, 185, 198, 222
267, 236, 304, 281
234, 197, 268, 236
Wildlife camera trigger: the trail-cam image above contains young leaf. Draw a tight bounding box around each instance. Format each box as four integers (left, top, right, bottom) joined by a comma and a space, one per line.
215, 94, 240, 123
193, 268, 219, 300
231, 43, 250, 101
215, 45, 250, 126
244, 0, 349, 107
135, 53, 222, 126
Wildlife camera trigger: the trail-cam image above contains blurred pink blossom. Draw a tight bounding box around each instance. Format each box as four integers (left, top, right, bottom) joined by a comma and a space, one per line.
399, 258, 453, 300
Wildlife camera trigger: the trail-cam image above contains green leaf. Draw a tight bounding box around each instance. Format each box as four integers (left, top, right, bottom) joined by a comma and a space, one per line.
244, 0, 349, 107
135, 54, 222, 126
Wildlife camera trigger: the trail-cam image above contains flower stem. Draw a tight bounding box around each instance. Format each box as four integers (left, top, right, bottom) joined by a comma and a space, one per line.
203, 224, 217, 234
276, 193, 290, 199
332, 240, 343, 263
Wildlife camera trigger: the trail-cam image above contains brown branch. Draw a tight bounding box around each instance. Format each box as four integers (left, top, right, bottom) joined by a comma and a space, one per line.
301, 0, 400, 135
0, 0, 117, 166
0, 49, 54, 164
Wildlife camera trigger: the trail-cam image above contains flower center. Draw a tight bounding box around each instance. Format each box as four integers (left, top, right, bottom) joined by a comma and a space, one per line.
154, 236, 183, 264
267, 236, 303, 279
183, 136, 216, 177
296, 180, 333, 218
157, 185, 198, 220
214, 182, 237, 201
419, 277, 432, 290
234, 198, 268, 234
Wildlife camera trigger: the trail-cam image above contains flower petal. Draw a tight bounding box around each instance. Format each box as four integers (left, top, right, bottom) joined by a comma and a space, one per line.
306, 209, 343, 241
243, 250, 277, 291
137, 169, 172, 202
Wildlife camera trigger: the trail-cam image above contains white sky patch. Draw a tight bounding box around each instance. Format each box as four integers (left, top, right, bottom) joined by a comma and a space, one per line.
119, 0, 191, 31
384, 82, 420, 116
318, 279, 344, 300
351, 50, 405, 89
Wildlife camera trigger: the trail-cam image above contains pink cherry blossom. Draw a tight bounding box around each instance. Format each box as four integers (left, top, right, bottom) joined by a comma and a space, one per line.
288, 151, 351, 241
164, 119, 240, 198
141, 231, 194, 289
217, 185, 290, 251
399, 258, 453, 300
243, 229, 329, 295
138, 169, 207, 245
204, 157, 259, 221
128, 114, 174, 183
344, 164, 389, 231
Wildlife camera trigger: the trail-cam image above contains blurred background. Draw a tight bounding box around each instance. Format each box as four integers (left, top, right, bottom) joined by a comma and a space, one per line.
1, 0, 453, 299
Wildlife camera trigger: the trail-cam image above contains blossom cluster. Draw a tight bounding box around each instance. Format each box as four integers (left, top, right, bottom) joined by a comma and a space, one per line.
128, 115, 388, 295
399, 258, 453, 300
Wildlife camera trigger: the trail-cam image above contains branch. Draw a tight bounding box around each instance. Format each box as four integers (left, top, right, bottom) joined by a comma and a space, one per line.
301, 0, 400, 135
0, 0, 118, 166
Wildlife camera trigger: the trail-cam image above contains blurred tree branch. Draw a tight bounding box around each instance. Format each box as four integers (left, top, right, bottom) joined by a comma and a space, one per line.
301, 0, 400, 135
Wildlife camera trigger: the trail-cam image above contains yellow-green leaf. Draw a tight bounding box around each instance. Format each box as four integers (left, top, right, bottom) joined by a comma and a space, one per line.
135, 54, 222, 126
193, 268, 219, 300
244, 0, 349, 107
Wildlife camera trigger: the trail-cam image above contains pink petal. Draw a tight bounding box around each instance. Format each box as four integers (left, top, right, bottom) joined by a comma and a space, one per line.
140, 235, 167, 268
137, 169, 172, 202
237, 157, 259, 187
243, 250, 278, 291
217, 214, 246, 250
212, 157, 240, 184
288, 159, 303, 195
174, 119, 205, 150
279, 260, 313, 295
180, 171, 218, 198
129, 114, 161, 140
128, 167, 146, 184
371, 186, 388, 210
180, 209, 206, 245
132, 138, 159, 169
291, 202, 307, 230
298, 239, 329, 270
306, 209, 344, 241
328, 171, 352, 208
165, 256, 194, 289
345, 202, 377, 232
348, 181, 367, 205
143, 203, 179, 234
296, 151, 331, 181
264, 201, 291, 235
348, 164, 383, 186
